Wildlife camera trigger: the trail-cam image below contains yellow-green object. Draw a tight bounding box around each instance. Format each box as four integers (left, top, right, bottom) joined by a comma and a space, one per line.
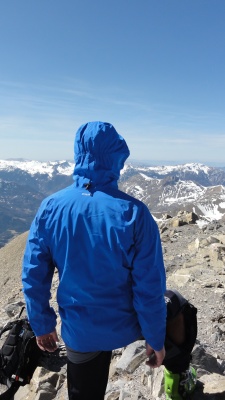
164, 366, 197, 399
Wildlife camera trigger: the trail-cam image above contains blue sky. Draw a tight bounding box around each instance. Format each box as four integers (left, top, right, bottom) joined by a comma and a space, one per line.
0, 0, 225, 165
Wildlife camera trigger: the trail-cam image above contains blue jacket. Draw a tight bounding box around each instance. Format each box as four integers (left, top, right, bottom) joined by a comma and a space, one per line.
22, 121, 166, 351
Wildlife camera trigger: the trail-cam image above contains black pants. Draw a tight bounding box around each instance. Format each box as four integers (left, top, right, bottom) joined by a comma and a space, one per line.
67, 351, 112, 400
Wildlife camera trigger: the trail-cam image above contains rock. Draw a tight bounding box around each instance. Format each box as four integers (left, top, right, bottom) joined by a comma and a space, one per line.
192, 345, 221, 375
115, 342, 146, 374
34, 391, 55, 400
4, 301, 25, 317
199, 373, 225, 396
170, 211, 199, 227
147, 366, 164, 398
167, 268, 195, 287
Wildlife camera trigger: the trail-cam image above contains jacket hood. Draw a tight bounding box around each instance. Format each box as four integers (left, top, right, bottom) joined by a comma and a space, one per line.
73, 121, 130, 189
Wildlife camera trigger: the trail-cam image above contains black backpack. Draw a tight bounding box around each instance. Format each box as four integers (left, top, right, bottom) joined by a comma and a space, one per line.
0, 310, 43, 399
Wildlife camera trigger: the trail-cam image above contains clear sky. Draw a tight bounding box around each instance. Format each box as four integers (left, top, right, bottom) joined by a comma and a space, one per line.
0, 0, 225, 165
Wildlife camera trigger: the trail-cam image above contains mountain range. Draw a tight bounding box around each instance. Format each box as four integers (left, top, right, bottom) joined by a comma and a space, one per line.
1, 159, 225, 398
0, 159, 225, 247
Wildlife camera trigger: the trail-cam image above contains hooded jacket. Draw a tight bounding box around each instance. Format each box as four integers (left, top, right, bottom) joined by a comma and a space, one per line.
22, 121, 166, 351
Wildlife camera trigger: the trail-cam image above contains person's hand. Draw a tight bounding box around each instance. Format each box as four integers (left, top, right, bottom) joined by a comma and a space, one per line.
145, 343, 165, 368
36, 330, 59, 352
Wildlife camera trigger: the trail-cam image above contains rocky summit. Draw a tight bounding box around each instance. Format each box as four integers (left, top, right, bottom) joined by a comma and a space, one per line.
0, 213, 225, 399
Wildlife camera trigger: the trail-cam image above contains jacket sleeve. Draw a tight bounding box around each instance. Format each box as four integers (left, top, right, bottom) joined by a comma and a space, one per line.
132, 203, 167, 351
22, 201, 57, 336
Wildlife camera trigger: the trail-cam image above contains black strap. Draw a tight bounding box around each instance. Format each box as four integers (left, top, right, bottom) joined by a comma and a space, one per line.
18, 307, 26, 319
0, 309, 26, 339
0, 382, 20, 400
0, 322, 14, 339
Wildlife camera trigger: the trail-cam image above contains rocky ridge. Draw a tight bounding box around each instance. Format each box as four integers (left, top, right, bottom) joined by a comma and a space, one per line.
0, 213, 225, 399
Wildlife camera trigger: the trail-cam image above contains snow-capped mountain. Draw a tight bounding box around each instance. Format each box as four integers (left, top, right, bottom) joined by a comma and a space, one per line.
120, 163, 225, 223
120, 162, 225, 186
0, 159, 74, 177
0, 160, 74, 194
0, 159, 225, 247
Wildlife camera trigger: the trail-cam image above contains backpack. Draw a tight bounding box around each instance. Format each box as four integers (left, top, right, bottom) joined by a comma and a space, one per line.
0, 309, 43, 399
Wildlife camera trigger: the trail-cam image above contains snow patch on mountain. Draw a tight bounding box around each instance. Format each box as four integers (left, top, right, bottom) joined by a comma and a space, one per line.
139, 173, 155, 181
0, 160, 74, 177
159, 180, 205, 206
132, 186, 144, 199
136, 163, 210, 176
120, 164, 129, 175
196, 203, 224, 221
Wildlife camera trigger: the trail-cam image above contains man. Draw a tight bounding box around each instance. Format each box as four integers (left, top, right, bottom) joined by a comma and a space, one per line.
22, 121, 166, 399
